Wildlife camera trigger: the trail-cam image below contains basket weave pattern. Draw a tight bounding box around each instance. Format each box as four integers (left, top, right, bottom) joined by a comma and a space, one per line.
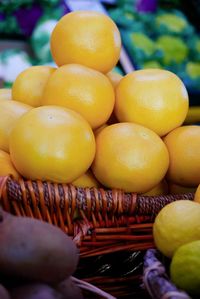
0, 176, 194, 258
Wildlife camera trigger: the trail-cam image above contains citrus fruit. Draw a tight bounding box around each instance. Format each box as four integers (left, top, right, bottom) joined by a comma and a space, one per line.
42, 64, 115, 129
107, 71, 123, 89
12, 66, 55, 107
9, 106, 96, 183
163, 125, 200, 187
0, 149, 20, 179
142, 180, 168, 196
170, 240, 200, 296
50, 11, 121, 73
194, 184, 200, 203
0, 89, 11, 101
169, 183, 196, 195
153, 200, 200, 258
72, 170, 100, 188
0, 100, 32, 152
115, 69, 189, 136
92, 123, 169, 193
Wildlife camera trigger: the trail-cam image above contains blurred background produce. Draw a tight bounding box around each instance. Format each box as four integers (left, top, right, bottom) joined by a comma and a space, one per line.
0, 0, 199, 109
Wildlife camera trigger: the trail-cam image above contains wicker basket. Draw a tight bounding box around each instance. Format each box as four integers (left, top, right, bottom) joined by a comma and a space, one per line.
0, 175, 195, 298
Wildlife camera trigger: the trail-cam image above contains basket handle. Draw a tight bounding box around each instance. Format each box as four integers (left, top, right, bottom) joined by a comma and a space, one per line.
0, 176, 194, 218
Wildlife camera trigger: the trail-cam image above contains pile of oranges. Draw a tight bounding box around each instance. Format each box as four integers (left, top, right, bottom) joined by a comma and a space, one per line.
0, 11, 200, 195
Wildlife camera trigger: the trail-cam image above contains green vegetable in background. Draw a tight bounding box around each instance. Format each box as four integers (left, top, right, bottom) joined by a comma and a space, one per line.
131, 32, 156, 56
156, 35, 188, 65
186, 62, 200, 79
122, 31, 163, 65
154, 10, 194, 38
155, 12, 188, 34
31, 18, 57, 63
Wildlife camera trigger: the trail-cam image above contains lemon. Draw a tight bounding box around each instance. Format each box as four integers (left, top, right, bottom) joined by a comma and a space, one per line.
170, 240, 200, 296
153, 200, 200, 258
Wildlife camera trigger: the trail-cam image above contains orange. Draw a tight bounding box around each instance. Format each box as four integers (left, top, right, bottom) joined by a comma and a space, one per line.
107, 71, 123, 89
42, 64, 115, 129
142, 180, 168, 196
169, 183, 196, 195
92, 123, 169, 193
50, 11, 121, 73
163, 125, 200, 187
12, 66, 55, 107
115, 69, 189, 136
72, 170, 100, 188
0, 149, 20, 179
0, 100, 32, 152
194, 184, 200, 203
9, 106, 96, 183
0, 89, 12, 101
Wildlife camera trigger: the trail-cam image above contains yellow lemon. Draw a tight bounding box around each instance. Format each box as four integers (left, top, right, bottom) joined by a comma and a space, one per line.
153, 200, 200, 258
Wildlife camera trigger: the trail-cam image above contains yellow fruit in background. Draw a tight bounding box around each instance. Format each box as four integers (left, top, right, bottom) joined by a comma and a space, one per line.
169, 183, 196, 195
153, 200, 200, 258
42, 64, 115, 129
194, 184, 200, 203
92, 123, 169, 193
12, 66, 55, 107
115, 69, 189, 136
0, 89, 11, 101
0, 100, 32, 152
107, 71, 123, 89
163, 125, 200, 187
142, 180, 168, 196
9, 106, 96, 183
0, 149, 20, 179
72, 170, 100, 188
50, 11, 121, 73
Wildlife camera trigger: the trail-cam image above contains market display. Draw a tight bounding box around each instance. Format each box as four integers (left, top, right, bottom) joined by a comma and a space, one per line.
0, 4, 200, 299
